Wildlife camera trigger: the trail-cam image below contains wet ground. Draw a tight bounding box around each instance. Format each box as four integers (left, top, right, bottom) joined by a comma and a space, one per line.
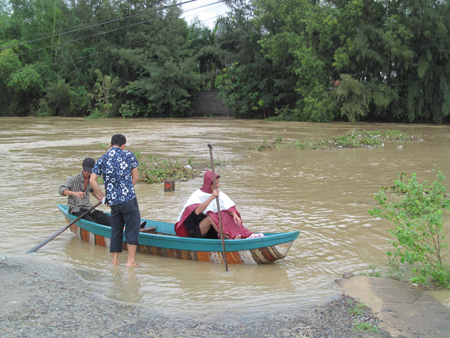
1, 256, 390, 338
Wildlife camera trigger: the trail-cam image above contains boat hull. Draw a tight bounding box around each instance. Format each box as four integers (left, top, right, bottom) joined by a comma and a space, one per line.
59, 204, 299, 265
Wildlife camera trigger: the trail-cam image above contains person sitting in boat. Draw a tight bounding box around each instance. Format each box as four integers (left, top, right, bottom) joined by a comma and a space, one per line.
175, 171, 255, 239
58, 157, 111, 227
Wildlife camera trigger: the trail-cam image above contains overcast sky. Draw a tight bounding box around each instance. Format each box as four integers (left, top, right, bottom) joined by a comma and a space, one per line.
181, 0, 229, 28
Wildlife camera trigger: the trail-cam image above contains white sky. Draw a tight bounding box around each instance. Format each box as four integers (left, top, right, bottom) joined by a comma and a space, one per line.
180, 0, 229, 28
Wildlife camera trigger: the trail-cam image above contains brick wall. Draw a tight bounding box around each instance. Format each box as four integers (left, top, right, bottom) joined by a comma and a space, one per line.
194, 90, 234, 117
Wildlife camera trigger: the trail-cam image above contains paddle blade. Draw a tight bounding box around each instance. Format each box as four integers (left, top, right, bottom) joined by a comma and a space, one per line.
26, 201, 102, 253
26, 224, 71, 253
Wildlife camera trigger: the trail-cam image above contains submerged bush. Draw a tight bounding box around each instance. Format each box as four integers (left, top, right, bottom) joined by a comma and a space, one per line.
135, 153, 200, 184
250, 129, 420, 151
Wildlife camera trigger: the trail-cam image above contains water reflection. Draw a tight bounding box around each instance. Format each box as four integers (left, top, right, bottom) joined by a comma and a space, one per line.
65, 235, 296, 314
1, 117, 450, 312
107, 266, 143, 303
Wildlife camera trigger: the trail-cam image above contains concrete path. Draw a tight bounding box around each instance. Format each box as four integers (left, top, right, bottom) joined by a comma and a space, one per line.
336, 276, 450, 338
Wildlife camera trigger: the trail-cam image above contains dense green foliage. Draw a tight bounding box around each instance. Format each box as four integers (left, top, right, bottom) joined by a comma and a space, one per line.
369, 170, 450, 287
1, 0, 449, 122
0, 0, 202, 117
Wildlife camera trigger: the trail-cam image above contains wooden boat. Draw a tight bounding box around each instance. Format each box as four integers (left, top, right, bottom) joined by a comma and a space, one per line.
57, 204, 300, 265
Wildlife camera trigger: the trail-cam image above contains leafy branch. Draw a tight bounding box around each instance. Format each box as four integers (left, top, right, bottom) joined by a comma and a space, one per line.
369, 169, 450, 286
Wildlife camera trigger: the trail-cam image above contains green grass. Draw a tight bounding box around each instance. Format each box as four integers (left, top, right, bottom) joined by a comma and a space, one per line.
346, 299, 381, 333
353, 321, 380, 333
348, 301, 366, 315
359, 265, 382, 278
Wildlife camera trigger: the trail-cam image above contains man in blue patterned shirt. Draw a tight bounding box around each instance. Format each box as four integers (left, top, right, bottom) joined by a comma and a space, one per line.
90, 134, 141, 267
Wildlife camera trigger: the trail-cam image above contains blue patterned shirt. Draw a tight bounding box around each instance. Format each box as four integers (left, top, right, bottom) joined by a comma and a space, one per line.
92, 147, 139, 206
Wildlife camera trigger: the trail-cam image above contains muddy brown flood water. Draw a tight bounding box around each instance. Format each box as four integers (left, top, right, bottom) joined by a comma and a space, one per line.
1, 117, 449, 316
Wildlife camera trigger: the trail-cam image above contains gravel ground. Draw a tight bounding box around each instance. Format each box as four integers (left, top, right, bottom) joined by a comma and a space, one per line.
0, 258, 391, 338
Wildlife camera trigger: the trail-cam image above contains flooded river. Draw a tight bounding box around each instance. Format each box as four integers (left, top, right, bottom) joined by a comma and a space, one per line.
1, 117, 449, 316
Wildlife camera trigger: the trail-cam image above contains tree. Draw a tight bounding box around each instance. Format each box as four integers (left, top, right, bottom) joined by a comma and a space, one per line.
254, 0, 343, 121
189, 19, 226, 90
254, 0, 398, 122
89, 69, 120, 118
353, 0, 450, 123
0, 0, 68, 115
115, 3, 199, 117
215, 1, 295, 118
329, 74, 398, 122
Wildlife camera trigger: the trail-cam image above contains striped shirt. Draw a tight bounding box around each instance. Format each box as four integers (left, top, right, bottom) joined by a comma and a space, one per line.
58, 172, 94, 214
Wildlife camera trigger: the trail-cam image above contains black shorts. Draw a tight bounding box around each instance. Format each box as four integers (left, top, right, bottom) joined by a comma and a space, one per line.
110, 198, 140, 252
184, 210, 217, 239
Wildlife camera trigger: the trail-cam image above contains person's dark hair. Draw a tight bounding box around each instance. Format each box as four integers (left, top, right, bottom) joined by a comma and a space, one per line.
111, 134, 126, 147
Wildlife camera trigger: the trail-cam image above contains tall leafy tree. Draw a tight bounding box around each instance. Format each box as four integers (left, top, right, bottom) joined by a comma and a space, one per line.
215, 1, 295, 118
115, 2, 199, 117
353, 0, 450, 123
189, 19, 226, 90
0, 0, 67, 115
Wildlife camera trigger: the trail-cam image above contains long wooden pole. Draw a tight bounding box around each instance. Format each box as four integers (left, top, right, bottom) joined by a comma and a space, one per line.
27, 201, 102, 254
208, 144, 228, 272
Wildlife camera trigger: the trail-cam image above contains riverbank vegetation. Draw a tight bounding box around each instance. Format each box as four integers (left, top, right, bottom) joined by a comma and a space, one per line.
136, 153, 200, 184
1, 0, 450, 123
369, 169, 450, 288
250, 129, 419, 151
135, 152, 230, 183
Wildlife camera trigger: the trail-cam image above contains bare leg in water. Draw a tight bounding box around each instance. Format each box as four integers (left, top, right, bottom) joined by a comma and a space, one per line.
112, 252, 119, 266
111, 245, 138, 267
126, 244, 138, 267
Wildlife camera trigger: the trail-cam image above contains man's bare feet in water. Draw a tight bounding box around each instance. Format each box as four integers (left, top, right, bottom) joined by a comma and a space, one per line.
126, 244, 138, 267
112, 253, 120, 266
112, 260, 138, 267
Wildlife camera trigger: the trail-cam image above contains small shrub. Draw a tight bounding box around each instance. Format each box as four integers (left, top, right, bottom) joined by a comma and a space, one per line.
382, 172, 408, 194
35, 98, 54, 116
369, 169, 450, 287
88, 69, 120, 118
134, 153, 199, 184
45, 79, 74, 116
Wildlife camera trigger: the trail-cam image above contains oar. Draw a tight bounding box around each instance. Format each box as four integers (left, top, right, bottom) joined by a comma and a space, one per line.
26, 201, 102, 254
208, 143, 229, 272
